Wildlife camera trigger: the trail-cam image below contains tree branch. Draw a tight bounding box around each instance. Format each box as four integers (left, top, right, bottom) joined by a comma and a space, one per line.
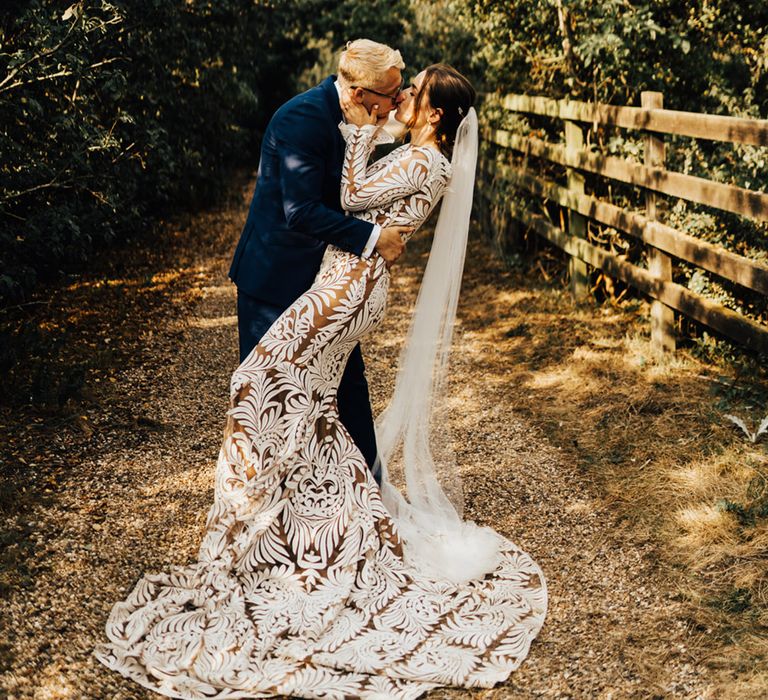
0, 10, 83, 92
554, 0, 586, 87
0, 177, 73, 205
0, 57, 124, 96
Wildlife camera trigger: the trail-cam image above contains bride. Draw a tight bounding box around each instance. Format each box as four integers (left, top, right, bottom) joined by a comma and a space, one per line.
95, 63, 547, 699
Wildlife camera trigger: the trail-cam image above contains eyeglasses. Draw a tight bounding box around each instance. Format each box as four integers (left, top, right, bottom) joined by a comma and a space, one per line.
350, 79, 405, 106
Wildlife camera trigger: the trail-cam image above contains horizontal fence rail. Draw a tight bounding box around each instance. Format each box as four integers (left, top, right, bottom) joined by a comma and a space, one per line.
500, 94, 768, 147
481, 92, 768, 354
485, 128, 768, 222
483, 161, 768, 296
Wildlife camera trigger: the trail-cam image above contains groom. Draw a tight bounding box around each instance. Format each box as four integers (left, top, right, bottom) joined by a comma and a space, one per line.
229, 39, 409, 483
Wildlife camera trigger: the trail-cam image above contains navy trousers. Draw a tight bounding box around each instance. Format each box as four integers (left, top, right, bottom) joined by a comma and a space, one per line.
236, 290, 381, 484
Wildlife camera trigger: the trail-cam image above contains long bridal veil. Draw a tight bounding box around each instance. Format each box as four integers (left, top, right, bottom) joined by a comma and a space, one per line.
375, 108, 504, 584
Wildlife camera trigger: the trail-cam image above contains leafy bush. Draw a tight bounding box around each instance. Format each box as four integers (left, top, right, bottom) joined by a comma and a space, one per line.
453, 0, 768, 347
0, 0, 327, 302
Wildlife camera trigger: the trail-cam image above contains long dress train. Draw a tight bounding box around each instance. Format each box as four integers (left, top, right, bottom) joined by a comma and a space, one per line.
94, 124, 547, 699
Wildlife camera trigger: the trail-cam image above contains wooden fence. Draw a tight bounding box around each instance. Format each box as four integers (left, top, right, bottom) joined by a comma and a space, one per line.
479, 92, 768, 354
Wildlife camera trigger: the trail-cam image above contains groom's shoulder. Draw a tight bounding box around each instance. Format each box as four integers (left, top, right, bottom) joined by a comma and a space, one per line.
272, 77, 335, 128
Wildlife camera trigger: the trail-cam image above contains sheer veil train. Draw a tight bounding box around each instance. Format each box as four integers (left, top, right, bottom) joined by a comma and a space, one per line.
375, 107, 504, 583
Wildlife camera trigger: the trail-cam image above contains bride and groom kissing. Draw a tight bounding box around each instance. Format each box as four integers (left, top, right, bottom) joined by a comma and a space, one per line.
95, 39, 547, 699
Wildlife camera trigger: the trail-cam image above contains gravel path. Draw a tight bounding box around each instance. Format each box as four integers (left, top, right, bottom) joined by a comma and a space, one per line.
1, 181, 718, 699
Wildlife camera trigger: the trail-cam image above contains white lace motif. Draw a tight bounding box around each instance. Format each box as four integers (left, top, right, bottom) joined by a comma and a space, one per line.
94, 124, 547, 699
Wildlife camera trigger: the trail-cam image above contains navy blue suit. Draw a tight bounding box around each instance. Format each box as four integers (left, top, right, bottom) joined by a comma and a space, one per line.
229, 76, 380, 480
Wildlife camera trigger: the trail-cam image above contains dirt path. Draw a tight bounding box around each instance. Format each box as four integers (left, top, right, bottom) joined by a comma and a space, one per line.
1, 177, 718, 699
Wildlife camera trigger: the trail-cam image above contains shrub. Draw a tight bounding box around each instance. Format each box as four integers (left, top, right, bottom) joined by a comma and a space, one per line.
0, 0, 317, 302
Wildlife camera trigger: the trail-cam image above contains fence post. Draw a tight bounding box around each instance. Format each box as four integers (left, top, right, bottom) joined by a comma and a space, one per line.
564, 119, 589, 300
642, 91, 676, 353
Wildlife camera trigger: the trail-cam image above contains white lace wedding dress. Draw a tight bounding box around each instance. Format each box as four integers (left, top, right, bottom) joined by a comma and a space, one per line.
94, 124, 547, 699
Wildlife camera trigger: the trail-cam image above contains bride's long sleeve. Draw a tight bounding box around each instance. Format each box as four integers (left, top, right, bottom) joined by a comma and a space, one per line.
339, 123, 437, 213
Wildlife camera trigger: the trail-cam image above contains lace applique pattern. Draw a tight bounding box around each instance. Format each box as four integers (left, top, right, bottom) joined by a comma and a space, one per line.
94, 122, 547, 700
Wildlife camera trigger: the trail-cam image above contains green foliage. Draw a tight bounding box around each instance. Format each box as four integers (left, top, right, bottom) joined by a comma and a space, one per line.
456, 0, 768, 348
5, 0, 768, 348
467, 0, 768, 112
297, 1, 478, 94
401, 1, 477, 78
311, 0, 412, 49
0, 0, 362, 302
297, 0, 415, 91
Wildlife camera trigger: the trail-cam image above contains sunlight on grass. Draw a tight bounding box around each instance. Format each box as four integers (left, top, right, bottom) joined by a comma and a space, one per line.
493, 289, 537, 306
675, 504, 739, 551
565, 499, 594, 514
622, 333, 693, 376
35, 667, 76, 698
667, 455, 751, 501
477, 264, 768, 692
199, 285, 235, 297
188, 315, 237, 329
527, 365, 597, 392
721, 673, 768, 700
65, 278, 135, 291
64, 309, 99, 324
150, 270, 185, 285
671, 463, 719, 496
570, 347, 608, 363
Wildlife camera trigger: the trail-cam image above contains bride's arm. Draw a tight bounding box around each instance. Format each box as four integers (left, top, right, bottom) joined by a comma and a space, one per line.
340, 124, 434, 213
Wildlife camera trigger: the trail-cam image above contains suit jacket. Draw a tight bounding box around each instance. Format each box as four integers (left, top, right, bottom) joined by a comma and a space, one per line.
229, 76, 375, 307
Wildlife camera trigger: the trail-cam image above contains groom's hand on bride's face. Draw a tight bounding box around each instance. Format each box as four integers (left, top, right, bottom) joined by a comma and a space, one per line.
376, 226, 413, 267
342, 88, 379, 127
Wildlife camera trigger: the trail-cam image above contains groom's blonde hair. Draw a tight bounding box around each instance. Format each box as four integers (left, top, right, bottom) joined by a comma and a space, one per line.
338, 39, 404, 90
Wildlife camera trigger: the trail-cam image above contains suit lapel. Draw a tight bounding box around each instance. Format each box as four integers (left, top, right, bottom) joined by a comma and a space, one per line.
319, 76, 346, 165
320, 75, 343, 123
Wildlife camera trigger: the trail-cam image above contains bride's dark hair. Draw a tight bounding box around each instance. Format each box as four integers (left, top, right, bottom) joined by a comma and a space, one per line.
408, 64, 476, 158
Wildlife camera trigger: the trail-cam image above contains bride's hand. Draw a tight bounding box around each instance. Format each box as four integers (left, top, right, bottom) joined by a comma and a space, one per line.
341, 88, 378, 127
